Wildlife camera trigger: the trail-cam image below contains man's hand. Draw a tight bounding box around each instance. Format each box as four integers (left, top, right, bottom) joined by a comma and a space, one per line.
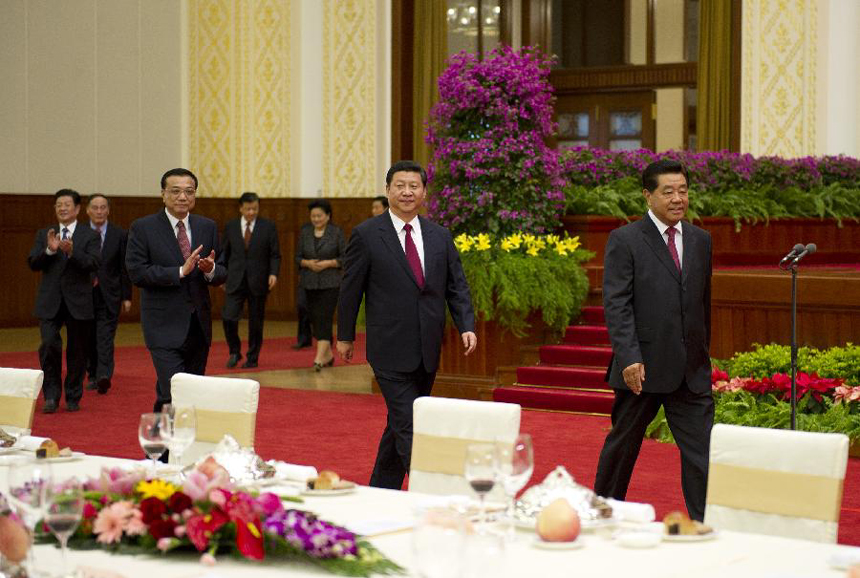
122, 300, 132, 313
461, 331, 477, 356
622, 362, 645, 395
336, 340, 354, 362
181, 245, 204, 277
58, 237, 74, 257
268, 275, 277, 290
197, 249, 216, 274
46, 229, 60, 252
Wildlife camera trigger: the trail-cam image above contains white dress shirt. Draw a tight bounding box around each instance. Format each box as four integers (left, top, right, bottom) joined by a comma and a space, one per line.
388, 210, 425, 275
164, 209, 214, 280
647, 210, 683, 268
241, 217, 256, 234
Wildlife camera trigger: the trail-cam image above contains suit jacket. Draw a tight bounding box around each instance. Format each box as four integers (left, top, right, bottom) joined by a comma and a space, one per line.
28, 222, 101, 320
337, 213, 475, 374
218, 217, 281, 295
295, 223, 346, 290
125, 211, 227, 350
93, 222, 133, 315
603, 216, 712, 394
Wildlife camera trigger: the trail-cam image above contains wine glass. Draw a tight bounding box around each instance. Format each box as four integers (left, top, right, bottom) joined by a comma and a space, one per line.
463, 443, 498, 530
138, 412, 171, 475
6, 458, 52, 577
495, 434, 534, 539
164, 405, 197, 466
45, 478, 83, 578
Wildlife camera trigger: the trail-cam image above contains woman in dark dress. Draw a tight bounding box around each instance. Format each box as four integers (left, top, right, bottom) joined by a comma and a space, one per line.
296, 199, 346, 370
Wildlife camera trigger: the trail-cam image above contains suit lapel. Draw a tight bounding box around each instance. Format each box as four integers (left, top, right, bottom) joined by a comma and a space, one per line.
378, 213, 421, 288
157, 211, 185, 264
680, 221, 695, 284
639, 216, 681, 283
418, 216, 436, 284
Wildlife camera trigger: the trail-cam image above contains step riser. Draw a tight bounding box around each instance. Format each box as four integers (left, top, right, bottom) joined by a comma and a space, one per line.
539, 348, 612, 367
564, 326, 610, 345
517, 368, 608, 389
579, 306, 606, 325
493, 388, 615, 415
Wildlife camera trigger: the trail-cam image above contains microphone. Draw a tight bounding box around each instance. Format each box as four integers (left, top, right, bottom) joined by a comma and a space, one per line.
779, 244, 805, 267
791, 243, 817, 265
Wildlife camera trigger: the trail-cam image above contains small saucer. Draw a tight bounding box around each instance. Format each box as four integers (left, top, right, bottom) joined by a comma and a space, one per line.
532, 537, 584, 550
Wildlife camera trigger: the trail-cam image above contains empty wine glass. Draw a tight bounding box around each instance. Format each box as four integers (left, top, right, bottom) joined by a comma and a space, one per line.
495, 433, 534, 539
6, 458, 52, 577
164, 405, 197, 466
138, 412, 171, 475
45, 478, 83, 578
464, 443, 498, 530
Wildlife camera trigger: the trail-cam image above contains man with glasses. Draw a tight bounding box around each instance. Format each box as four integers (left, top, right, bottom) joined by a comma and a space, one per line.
126, 168, 227, 412
28, 189, 101, 413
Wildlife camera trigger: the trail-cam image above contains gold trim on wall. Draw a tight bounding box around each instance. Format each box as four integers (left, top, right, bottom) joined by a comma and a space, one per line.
188, 0, 293, 198
323, 0, 378, 198
741, 0, 817, 156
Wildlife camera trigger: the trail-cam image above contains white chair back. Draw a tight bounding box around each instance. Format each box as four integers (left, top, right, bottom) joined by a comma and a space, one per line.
0, 368, 44, 435
409, 396, 521, 498
169, 373, 260, 465
705, 423, 849, 543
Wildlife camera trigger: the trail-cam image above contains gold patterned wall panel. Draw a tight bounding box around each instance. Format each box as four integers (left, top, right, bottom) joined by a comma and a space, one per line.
741, 0, 817, 157
188, 0, 293, 198
322, 0, 378, 197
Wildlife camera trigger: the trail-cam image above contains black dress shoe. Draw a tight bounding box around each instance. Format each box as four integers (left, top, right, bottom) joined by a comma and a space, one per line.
291, 342, 312, 350
226, 353, 242, 368
66, 401, 80, 412
241, 360, 258, 369
97, 377, 111, 394
42, 400, 58, 414
86, 379, 98, 391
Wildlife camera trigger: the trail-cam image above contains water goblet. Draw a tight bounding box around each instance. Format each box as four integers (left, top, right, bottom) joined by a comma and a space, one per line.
5, 458, 52, 577
463, 443, 498, 530
495, 433, 534, 538
165, 405, 197, 466
412, 508, 467, 578
45, 478, 83, 578
138, 412, 171, 475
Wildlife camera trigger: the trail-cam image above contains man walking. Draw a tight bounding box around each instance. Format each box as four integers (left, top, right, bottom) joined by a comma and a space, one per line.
337, 160, 477, 489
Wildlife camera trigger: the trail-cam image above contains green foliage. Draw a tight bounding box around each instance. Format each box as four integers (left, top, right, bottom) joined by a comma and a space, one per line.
459, 244, 592, 336
727, 343, 860, 385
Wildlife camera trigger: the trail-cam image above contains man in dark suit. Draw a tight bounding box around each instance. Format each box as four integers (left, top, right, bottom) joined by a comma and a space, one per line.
85, 194, 132, 394
126, 168, 227, 412
28, 189, 101, 413
337, 160, 477, 489
594, 159, 714, 521
219, 192, 281, 369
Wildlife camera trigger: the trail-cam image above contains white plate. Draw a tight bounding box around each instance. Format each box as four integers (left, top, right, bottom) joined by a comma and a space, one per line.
0, 446, 22, 455
532, 537, 584, 550
827, 549, 860, 570
301, 486, 357, 496
663, 530, 718, 542
37, 451, 86, 463
616, 531, 662, 549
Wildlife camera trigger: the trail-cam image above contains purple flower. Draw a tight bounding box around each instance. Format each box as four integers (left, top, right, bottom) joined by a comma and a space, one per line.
263, 510, 358, 559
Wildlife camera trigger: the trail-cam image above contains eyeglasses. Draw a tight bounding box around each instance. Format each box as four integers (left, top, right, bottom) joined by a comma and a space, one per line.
164, 188, 197, 197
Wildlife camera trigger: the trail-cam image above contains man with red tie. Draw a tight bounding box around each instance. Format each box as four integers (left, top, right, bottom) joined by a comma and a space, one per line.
337, 160, 477, 489
125, 169, 227, 412
28, 189, 101, 413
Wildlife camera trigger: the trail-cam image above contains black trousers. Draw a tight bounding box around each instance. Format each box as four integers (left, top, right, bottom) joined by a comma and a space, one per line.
222, 277, 267, 363
38, 299, 91, 405
594, 380, 714, 521
306, 287, 339, 342
87, 288, 120, 381
370, 364, 436, 489
147, 312, 209, 412
295, 286, 312, 346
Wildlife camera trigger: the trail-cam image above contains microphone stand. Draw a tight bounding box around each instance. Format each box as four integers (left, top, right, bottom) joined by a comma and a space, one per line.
789, 262, 798, 430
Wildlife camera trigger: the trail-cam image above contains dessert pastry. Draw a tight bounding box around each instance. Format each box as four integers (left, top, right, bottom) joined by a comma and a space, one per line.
663, 510, 712, 536
306, 470, 354, 490
36, 439, 60, 458
0, 428, 16, 448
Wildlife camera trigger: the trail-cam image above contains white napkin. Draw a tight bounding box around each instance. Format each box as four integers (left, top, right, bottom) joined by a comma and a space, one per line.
266, 460, 318, 482
16, 435, 49, 451
606, 498, 656, 523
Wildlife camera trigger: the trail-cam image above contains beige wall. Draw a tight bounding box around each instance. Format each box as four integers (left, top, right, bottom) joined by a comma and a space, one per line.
0, 0, 183, 196
654, 0, 685, 64
656, 88, 685, 152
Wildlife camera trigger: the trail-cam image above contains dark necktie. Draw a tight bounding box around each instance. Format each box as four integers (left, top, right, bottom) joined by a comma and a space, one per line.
403, 223, 424, 289
62, 227, 69, 240
176, 221, 192, 261
666, 227, 681, 271
95, 225, 103, 251
244, 222, 252, 250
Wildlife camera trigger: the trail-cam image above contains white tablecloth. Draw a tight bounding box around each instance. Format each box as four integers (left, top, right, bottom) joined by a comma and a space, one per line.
2, 454, 857, 578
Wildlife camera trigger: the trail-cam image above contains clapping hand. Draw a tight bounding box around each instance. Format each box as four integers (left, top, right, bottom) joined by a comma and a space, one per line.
46, 229, 61, 252
58, 237, 74, 257
197, 249, 216, 274
181, 245, 204, 277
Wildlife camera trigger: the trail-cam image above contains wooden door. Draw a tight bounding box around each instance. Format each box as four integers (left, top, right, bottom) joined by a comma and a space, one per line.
554, 91, 655, 151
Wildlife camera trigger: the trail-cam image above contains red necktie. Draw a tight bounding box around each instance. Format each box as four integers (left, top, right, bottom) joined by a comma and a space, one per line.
666, 227, 681, 271
176, 221, 192, 261
244, 222, 252, 250
403, 223, 424, 289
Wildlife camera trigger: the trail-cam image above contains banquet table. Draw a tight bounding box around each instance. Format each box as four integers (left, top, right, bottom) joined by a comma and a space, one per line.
2, 454, 858, 578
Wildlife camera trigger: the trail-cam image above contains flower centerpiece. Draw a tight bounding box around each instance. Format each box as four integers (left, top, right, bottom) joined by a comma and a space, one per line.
35, 458, 403, 576
426, 46, 591, 334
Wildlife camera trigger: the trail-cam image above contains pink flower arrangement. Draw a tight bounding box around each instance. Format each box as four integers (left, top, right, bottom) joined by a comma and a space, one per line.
834, 385, 860, 404
712, 367, 847, 402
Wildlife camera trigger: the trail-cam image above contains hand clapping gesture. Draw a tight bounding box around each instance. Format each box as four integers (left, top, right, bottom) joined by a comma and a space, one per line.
46, 229, 61, 253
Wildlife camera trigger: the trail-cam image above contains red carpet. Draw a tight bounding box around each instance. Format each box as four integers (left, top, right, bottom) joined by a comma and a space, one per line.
2, 337, 858, 545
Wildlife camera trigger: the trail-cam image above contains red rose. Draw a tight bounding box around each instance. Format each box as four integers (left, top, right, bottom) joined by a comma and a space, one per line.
83, 502, 99, 520
139, 497, 168, 524
148, 518, 178, 540
168, 492, 193, 514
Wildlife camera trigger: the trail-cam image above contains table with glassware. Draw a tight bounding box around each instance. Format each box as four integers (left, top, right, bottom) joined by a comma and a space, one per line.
2, 451, 859, 578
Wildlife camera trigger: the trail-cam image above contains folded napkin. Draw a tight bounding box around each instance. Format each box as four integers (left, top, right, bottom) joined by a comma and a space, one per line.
16, 435, 49, 451
266, 460, 318, 482
606, 498, 656, 523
